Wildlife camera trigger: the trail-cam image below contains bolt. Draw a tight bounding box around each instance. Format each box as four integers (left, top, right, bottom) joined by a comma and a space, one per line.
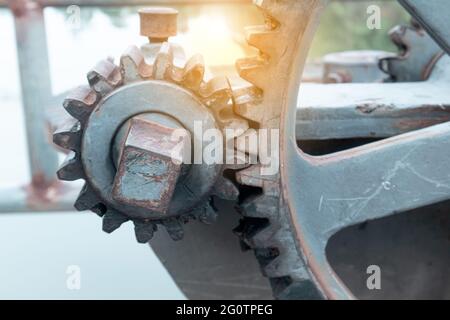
138, 7, 178, 43
112, 113, 190, 215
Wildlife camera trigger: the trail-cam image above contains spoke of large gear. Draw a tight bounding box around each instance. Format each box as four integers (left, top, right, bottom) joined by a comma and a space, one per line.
53, 8, 248, 243
232, 0, 328, 299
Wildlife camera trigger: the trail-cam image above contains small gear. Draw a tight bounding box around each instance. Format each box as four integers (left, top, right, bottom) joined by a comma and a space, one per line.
54, 37, 249, 243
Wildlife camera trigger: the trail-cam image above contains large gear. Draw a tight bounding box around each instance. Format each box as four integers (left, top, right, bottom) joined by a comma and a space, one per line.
232, 0, 450, 300
231, 0, 325, 299
53, 38, 250, 243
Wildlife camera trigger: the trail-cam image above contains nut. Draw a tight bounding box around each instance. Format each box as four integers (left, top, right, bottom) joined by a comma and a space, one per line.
112, 116, 190, 215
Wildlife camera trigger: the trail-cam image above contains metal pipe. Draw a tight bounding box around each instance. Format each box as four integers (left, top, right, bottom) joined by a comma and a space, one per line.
9, 0, 60, 187
0, 183, 80, 213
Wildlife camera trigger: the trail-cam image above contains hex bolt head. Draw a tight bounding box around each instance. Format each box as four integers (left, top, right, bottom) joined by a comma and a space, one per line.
112, 116, 190, 215
138, 7, 178, 43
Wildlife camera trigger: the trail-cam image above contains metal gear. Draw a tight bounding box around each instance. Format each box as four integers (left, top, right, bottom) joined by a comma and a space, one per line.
379, 19, 444, 82
232, 0, 450, 300
231, 0, 326, 299
53, 9, 250, 243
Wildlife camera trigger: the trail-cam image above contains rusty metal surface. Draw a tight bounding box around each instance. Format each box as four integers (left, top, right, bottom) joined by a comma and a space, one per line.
139, 7, 178, 42
54, 16, 247, 241
112, 116, 190, 215
233, 0, 330, 299
297, 55, 450, 140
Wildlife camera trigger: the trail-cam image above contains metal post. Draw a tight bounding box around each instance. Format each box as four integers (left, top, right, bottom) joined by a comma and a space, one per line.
9, 0, 59, 188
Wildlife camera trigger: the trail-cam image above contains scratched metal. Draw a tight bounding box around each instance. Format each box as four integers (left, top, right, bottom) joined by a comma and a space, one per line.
281, 0, 450, 299
112, 117, 190, 216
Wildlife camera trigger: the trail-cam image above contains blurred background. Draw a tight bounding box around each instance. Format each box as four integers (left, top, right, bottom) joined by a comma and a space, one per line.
0, 0, 411, 299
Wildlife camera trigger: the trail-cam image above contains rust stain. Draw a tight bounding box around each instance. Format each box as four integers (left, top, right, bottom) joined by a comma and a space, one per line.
24, 172, 69, 211
356, 103, 395, 114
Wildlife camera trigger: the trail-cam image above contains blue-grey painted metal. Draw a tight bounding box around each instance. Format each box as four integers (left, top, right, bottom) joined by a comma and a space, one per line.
12, 2, 59, 186
279, 0, 450, 298
398, 0, 450, 55
297, 55, 450, 140
322, 50, 393, 83
112, 113, 190, 216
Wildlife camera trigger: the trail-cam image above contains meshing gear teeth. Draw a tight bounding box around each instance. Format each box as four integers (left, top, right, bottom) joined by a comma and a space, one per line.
54, 42, 249, 243
232, 0, 324, 299
379, 21, 444, 82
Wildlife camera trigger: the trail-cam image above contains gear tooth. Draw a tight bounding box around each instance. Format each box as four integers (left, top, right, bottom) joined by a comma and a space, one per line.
233, 217, 270, 247
251, 227, 277, 247
63, 85, 98, 123
74, 183, 101, 212
180, 53, 205, 91
53, 118, 81, 152
233, 86, 264, 122
120, 45, 151, 82
263, 238, 309, 279
213, 176, 239, 201
134, 220, 157, 243
223, 116, 249, 137
235, 57, 267, 89
253, 0, 283, 23
236, 165, 264, 188
57, 151, 84, 181
388, 25, 409, 49
236, 128, 259, 158
87, 58, 122, 95
200, 76, 232, 102
254, 247, 279, 276
212, 96, 249, 136
163, 219, 184, 241
102, 210, 129, 233
198, 203, 218, 224
245, 25, 279, 57
240, 194, 279, 219
152, 42, 174, 80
